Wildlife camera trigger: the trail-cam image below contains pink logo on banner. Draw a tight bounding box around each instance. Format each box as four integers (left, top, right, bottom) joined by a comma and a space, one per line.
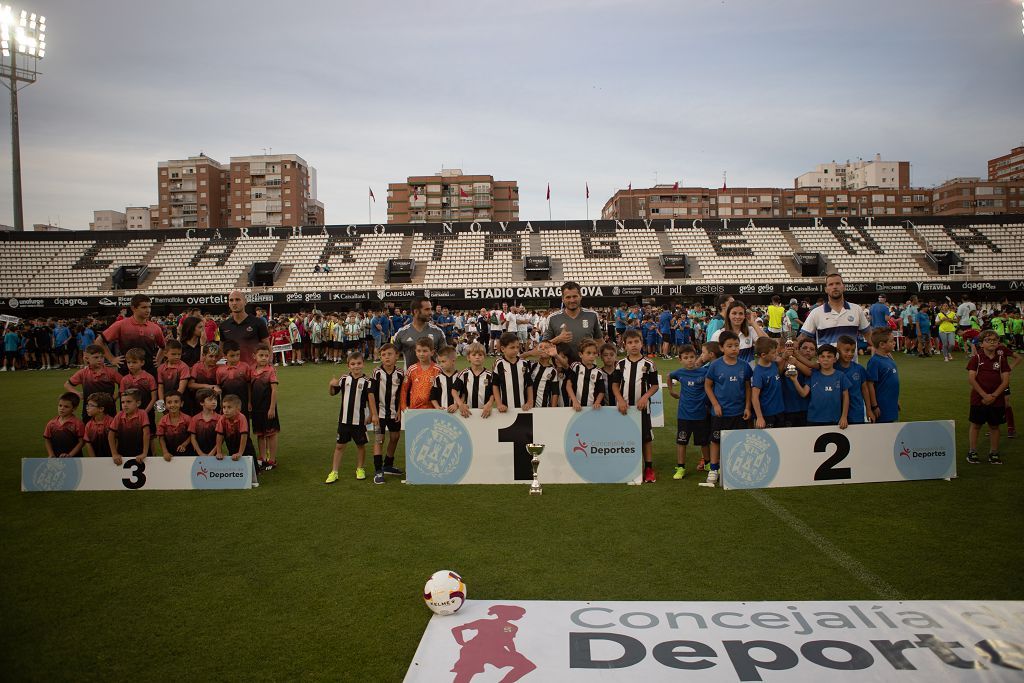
572, 433, 588, 457
450, 605, 536, 682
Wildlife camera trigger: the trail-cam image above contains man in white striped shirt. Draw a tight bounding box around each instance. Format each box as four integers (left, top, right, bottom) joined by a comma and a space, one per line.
325, 352, 377, 484
369, 343, 404, 484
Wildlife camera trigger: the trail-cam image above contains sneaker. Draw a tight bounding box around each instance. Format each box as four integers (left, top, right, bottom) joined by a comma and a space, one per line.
673, 466, 685, 480
989, 452, 1003, 465
1008, 430, 1017, 439
382, 465, 404, 476
373, 471, 385, 484
325, 470, 339, 484
644, 467, 656, 483
966, 451, 981, 464
696, 457, 706, 472
355, 467, 366, 480
263, 459, 277, 471
705, 470, 719, 486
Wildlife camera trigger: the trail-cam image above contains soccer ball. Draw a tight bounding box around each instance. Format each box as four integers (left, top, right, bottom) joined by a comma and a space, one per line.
423, 570, 466, 616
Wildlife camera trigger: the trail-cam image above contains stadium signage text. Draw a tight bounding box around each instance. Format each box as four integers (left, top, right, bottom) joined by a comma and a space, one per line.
406, 600, 1024, 682
5, 281, 1024, 313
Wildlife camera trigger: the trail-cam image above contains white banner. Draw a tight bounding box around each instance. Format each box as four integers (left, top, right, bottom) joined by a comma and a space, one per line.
406, 599, 1024, 682
720, 421, 956, 490
650, 374, 665, 428
404, 407, 643, 485
21, 456, 255, 491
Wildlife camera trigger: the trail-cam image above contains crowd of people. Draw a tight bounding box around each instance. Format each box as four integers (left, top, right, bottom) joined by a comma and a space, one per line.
21, 278, 1021, 487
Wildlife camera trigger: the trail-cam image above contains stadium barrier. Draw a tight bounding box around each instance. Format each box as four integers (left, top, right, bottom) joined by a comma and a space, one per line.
21, 456, 255, 491
720, 420, 956, 490
3, 279, 1022, 313
404, 407, 643, 485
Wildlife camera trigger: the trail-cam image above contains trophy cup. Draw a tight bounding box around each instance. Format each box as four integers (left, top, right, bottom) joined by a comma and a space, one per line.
526, 443, 544, 496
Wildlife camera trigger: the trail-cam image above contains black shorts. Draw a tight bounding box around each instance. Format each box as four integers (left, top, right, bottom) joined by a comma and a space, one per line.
676, 418, 710, 446
641, 410, 652, 444
767, 331, 781, 339
760, 413, 783, 429
711, 415, 748, 443
336, 423, 368, 445
904, 327, 917, 339
969, 405, 1006, 427
376, 418, 401, 435
784, 411, 807, 428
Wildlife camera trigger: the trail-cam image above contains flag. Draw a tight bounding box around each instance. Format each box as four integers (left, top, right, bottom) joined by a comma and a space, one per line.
586, 182, 590, 199
546, 183, 551, 201
369, 187, 376, 202
459, 186, 468, 199
672, 181, 679, 190
412, 186, 419, 201
627, 182, 632, 192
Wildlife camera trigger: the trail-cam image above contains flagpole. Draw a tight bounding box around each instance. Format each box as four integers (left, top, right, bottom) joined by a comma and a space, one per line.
368, 192, 372, 224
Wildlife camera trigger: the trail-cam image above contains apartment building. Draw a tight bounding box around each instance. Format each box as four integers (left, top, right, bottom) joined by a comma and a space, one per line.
125, 206, 151, 230
227, 154, 318, 228
932, 178, 1024, 216
795, 154, 910, 190
156, 154, 230, 229
387, 168, 518, 223
988, 145, 1024, 182
89, 210, 127, 231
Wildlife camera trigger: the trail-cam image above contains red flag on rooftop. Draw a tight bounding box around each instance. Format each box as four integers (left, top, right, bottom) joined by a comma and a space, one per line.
627, 182, 632, 192
546, 183, 551, 201
586, 182, 590, 199
673, 181, 679, 190
369, 187, 376, 202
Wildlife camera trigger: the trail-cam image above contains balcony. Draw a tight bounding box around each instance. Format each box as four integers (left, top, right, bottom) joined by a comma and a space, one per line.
249, 164, 266, 175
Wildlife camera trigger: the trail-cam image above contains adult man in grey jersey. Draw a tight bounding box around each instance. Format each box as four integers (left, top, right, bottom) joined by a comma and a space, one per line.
544, 281, 604, 362
392, 296, 446, 368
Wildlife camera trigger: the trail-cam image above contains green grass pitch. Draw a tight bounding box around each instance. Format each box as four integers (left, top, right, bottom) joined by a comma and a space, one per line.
0, 353, 1020, 681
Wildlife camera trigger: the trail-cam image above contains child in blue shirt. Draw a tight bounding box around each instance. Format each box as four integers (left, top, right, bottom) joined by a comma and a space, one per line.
751, 337, 786, 429
643, 318, 660, 356
3, 328, 20, 371
703, 331, 752, 486
835, 335, 870, 424
788, 344, 850, 428
866, 328, 900, 423
781, 337, 815, 427
668, 344, 709, 480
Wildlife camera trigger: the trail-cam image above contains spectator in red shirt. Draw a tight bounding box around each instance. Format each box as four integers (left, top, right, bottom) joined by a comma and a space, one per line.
966, 330, 1012, 464
43, 392, 85, 458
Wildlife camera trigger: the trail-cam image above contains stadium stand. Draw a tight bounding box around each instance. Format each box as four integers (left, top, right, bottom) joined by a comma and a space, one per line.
2, 219, 1022, 303
915, 222, 1024, 279
787, 223, 929, 280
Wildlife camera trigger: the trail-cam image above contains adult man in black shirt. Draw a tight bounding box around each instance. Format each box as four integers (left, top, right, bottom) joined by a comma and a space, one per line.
219, 289, 269, 366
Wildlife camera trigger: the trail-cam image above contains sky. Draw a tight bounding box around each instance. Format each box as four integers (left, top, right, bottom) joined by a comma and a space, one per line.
0, 0, 1022, 229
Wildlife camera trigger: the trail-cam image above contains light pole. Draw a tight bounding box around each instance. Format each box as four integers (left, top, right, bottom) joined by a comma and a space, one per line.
0, 5, 46, 231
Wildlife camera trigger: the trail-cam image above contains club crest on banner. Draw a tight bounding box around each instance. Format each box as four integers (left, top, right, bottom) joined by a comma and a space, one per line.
406, 413, 472, 484
723, 432, 780, 489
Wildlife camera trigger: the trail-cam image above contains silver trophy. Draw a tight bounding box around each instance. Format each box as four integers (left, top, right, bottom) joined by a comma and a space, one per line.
526, 443, 544, 496
785, 364, 798, 377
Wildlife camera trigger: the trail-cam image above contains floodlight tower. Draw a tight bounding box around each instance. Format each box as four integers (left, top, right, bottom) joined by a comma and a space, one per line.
0, 5, 46, 231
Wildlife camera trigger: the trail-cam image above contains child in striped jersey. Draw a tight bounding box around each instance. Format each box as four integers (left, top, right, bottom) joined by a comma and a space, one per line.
530, 341, 561, 408
454, 342, 494, 418
612, 330, 659, 483
369, 343, 404, 484
430, 346, 459, 412
326, 352, 378, 484
564, 338, 606, 411
493, 332, 535, 412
